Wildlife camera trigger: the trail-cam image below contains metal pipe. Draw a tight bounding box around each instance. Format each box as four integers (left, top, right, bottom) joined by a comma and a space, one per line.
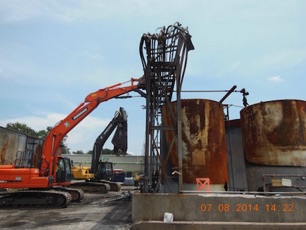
219, 85, 237, 104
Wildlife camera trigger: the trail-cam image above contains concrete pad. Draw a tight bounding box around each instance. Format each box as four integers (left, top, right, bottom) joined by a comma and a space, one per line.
132, 193, 306, 224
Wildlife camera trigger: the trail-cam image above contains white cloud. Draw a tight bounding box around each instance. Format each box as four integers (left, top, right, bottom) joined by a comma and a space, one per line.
228, 61, 242, 72
0, 1, 41, 23
0, 1, 122, 23
0, 0, 190, 24
268, 76, 283, 83
83, 50, 103, 60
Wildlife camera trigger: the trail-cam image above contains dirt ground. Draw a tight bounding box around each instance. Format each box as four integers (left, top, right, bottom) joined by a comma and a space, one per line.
0, 188, 136, 230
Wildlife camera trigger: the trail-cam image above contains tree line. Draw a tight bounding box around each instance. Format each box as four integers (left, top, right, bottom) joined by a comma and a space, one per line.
4, 122, 121, 155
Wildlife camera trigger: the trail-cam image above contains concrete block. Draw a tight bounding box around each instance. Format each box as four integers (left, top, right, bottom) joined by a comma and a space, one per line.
132, 193, 306, 223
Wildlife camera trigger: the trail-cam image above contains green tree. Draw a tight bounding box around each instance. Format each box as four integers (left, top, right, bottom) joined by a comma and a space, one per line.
100, 148, 127, 155
102, 148, 113, 155
36, 126, 52, 139
61, 144, 70, 154
6, 122, 37, 136
86, 150, 93, 154
73, 150, 85, 154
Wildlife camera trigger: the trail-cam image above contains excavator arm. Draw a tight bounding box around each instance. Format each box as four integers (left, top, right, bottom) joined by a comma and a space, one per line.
40, 78, 144, 183
90, 107, 127, 176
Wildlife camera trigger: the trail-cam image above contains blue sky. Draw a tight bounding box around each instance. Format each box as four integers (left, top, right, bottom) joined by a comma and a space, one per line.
0, 0, 305, 155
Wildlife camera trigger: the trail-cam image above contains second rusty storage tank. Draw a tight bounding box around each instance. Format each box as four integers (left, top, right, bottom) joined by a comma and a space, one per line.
240, 99, 306, 166
0, 126, 26, 165
0, 126, 44, 166
162, 99, 228, 186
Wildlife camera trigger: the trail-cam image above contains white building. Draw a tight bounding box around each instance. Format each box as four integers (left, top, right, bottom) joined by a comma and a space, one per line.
62, 154, 145, 173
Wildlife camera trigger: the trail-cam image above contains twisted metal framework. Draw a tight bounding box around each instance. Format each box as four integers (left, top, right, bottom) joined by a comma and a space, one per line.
139, 22, 194, 192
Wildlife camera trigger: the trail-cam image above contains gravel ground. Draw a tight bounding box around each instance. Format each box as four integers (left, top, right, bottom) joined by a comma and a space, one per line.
0, 188, 136, 230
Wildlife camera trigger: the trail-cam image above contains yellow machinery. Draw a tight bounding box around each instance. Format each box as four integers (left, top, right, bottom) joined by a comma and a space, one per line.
72, 164, 94, 180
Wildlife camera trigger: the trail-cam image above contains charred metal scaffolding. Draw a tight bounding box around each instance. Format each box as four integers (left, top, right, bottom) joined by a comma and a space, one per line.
139, 22, 194, 192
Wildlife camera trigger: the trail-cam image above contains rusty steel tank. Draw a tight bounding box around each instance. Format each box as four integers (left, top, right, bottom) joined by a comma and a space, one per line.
0, 126, 27, 164
0, 127, 43, 166
162, 99, 228, 187
240, 99, 306, 166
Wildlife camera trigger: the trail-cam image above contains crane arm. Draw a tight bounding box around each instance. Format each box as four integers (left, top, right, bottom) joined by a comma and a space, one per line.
40, 78, 143, 178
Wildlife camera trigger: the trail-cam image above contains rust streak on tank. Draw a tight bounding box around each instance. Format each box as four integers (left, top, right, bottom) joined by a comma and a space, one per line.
162, 99, 228, 185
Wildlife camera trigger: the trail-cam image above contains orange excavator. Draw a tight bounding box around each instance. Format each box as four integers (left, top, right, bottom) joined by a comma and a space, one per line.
0, 77, 145, 208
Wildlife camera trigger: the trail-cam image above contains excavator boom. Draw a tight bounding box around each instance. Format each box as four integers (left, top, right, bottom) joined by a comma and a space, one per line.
40, 78, 143, 185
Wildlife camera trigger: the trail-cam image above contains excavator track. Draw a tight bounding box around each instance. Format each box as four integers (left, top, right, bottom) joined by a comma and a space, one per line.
54, 187, 84, 202
68, 182, 110, 193
100, 180, 121, 192
0, 189, 72, 208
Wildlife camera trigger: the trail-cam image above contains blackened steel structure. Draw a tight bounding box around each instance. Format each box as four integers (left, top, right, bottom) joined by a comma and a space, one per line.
139, 22, 194, 192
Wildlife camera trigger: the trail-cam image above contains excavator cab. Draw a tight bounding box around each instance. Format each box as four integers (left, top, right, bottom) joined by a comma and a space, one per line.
56, 157, 74, 183
96, 161, 114, 181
